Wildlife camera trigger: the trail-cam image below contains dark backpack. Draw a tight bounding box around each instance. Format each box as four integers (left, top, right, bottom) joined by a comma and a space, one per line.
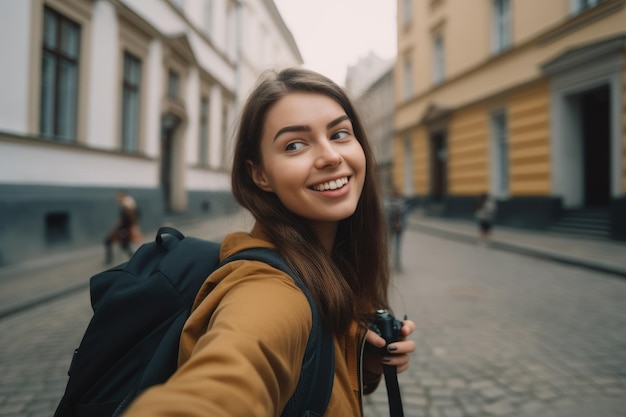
54, 226, 334, 417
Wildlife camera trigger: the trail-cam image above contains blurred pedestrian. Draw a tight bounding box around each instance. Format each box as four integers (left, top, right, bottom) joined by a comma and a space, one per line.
475, 192, 495, 246
386, 189, 407, 272
104, 190, 142, 264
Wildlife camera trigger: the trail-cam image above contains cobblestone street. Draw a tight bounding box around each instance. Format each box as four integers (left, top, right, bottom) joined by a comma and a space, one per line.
364, 228, 626, 417
1, 222, 626, 416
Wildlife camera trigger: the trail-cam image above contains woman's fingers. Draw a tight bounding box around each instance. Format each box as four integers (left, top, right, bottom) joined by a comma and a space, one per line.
364, 318, 417, 375
381, 354, 411, 373
365, 329, 386, 349
401, 319, 415, 338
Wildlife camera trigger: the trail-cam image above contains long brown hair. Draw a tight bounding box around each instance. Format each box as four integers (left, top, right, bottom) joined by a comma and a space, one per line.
231, 67, 389, 334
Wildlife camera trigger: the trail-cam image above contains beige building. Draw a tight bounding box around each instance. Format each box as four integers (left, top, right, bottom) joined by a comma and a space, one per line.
394, 0, 626, 240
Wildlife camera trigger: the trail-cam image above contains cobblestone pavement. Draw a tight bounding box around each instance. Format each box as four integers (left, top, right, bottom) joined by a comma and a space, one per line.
1, 224, 626, 416
364, 230, 626, 417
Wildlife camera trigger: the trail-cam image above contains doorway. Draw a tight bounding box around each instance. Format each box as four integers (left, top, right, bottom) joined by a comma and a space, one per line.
580, 85, 610, 207
160, 114, 181, 213
430, 132, 447, 202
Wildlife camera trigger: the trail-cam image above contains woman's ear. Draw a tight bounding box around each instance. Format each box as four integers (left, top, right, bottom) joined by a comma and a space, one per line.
246, 160, 273, 192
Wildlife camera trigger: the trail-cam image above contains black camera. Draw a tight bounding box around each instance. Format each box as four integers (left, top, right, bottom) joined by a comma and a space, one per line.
370, 309, 404, 350
371, 310, 406, 417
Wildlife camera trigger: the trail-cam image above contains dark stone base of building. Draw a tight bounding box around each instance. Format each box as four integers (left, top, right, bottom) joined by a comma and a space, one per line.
610, 196, 626, 241
0, 184, 238, 267
421, 195, 562, 229
414, 194, 625, 241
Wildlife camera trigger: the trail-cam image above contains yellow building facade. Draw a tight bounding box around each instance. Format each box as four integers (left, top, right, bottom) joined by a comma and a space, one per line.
394, 0, 626, 240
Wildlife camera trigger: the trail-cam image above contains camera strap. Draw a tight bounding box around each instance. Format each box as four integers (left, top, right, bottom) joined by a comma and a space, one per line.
382, 364, 404, 417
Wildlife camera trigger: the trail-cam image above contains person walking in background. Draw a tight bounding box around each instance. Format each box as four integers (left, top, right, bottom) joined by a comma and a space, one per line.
121, 67, 415, 416
475, 192, 496, 246
104, 190, 142, 264
386, 188, 407, 272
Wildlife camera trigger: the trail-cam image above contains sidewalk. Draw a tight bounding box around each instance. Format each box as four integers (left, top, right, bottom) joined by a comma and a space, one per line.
1, 208, 624, 319
0, 210, 255, 319
407, 210, 626, 278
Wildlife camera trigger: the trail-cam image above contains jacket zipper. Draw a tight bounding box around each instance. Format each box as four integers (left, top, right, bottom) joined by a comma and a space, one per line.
357, 325, 367, 416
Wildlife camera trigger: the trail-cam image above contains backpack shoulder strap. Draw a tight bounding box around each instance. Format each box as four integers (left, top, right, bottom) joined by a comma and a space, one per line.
222, 248, 334, 417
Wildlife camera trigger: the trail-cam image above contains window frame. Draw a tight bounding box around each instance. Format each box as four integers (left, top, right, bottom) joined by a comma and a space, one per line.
203, 0, 212, 38
40, 5, 81, 142
402, 0, 412, 28
117, 12, 151, 154
168, 70, 180, 99
491, 0, 511, 54
571, 0, 606, 14
120, 51, 142, 153
432, 33, 445, 85
490, 109, 509, 197
171, 0, 184, 10
198, 96, 209, 166
402, 54, 413, 102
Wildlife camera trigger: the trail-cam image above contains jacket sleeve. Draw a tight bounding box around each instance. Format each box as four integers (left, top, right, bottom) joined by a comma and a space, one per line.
121, 264, 312, 417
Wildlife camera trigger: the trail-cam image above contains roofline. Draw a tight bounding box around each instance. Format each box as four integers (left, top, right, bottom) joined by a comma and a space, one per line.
261, 0, 304, 64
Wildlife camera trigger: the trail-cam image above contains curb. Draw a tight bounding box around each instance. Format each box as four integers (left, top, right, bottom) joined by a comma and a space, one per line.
0, 280, 89, 320
0, 228, 235, 320
409, 222, 626, 279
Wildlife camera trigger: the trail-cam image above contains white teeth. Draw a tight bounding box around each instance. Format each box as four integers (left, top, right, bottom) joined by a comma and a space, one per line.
312, 177, 348, 191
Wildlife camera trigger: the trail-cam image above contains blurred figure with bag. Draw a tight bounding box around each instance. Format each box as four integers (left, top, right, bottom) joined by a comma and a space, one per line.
104, 190, 142, 264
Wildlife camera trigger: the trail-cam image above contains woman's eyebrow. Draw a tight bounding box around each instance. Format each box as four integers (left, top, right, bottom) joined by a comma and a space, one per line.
273, 125, 310, 141
326, 115, 349, 129
273, 115, 350, 142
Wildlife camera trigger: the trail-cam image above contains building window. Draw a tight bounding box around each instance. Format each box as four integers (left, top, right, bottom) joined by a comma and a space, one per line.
491, 110, 509, 195
402, 55, 413, 102
403, 134, 414, 195
225, 1, 237, 61
221, 103, 229, 166
492, 0, 511, 54
432, 34, 445, 85
402, 0, 412, 27
121, 52, 141, 152
45, 212, 70, 244
571, 0, 607, 14
199, 97, 209, 166
203, 0, 212, 37
168, 70, 179, 99
40, 7, 81, 142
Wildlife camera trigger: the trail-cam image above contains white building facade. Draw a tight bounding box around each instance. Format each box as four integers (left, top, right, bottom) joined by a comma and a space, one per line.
347, 53, 396, 196
0, 0, 302, 266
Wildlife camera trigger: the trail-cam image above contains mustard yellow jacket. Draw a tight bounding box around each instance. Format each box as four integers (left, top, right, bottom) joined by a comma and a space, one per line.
122, 223, 379, 417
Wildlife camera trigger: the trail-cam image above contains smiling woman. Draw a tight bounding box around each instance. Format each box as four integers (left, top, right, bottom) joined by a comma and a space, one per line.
121, 68, 415, 417
249, 92, 366, 244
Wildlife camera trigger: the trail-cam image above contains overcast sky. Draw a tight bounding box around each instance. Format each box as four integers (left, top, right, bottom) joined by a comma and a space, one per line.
273, 0, 397, 86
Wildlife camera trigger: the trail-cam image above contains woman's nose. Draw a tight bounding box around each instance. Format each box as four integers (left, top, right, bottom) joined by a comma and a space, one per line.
315, 139, 343, 168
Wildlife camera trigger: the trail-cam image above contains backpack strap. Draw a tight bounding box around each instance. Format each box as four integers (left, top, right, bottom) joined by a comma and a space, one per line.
222, 248, 334, 417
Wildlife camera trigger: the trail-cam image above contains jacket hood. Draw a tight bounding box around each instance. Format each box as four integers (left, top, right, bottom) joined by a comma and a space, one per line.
219, 222, 276, 261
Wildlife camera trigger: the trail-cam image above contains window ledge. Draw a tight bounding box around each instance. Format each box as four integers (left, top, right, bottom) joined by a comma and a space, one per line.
537, 0, 624, 45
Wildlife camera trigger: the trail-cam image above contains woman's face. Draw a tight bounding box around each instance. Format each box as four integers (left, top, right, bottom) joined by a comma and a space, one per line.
250, 92, 366, 227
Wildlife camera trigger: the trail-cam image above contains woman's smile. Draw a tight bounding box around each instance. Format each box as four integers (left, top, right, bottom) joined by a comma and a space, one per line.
309, 176, 350, 192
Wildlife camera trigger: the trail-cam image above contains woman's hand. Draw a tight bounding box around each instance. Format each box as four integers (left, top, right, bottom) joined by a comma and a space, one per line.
363, 319, 416, 374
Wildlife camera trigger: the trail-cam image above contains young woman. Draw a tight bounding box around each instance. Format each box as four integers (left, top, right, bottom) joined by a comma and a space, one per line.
122, 67, 415, 416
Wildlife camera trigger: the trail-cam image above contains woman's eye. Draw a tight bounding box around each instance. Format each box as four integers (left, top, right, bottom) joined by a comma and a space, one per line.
285, 141, 305, 152
331, 131, 350, 140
